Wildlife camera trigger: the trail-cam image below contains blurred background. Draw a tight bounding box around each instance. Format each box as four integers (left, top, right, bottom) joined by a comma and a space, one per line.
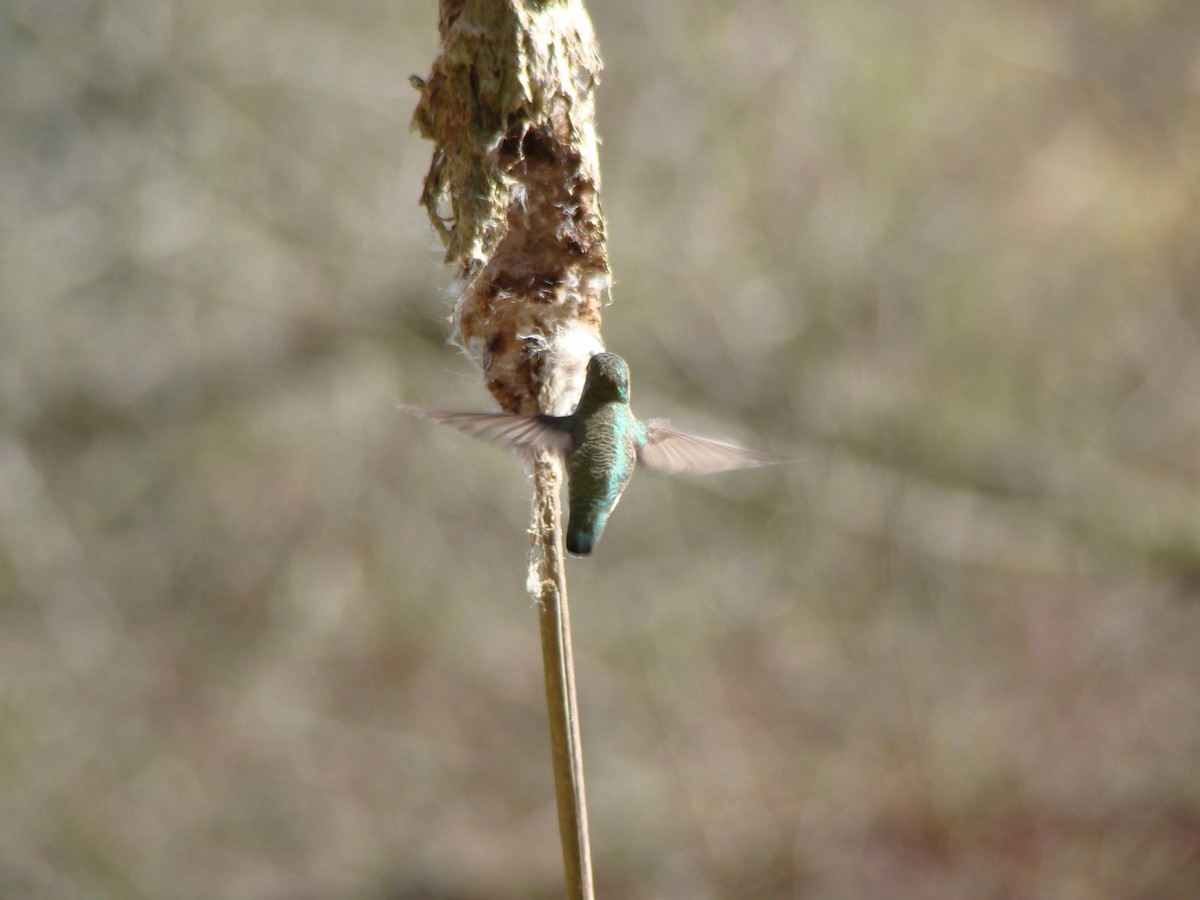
2, 0, 1199, 897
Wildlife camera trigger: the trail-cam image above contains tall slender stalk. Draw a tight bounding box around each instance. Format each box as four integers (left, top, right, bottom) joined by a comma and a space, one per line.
412, 2, 607, 896
530, 452, 593, 898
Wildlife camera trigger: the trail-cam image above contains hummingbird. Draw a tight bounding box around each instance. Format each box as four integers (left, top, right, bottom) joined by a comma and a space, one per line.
403, 352, 779, 556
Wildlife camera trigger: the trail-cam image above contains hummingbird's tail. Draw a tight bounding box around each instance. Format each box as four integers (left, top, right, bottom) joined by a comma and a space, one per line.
565, 527, 596, 556
565, 508, 603, 556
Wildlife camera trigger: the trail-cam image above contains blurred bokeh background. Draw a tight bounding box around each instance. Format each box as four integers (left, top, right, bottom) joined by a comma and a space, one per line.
3, 1, 1200, 897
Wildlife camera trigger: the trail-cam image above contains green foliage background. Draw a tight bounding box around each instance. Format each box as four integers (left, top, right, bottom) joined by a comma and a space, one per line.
2, 1, 1199, 897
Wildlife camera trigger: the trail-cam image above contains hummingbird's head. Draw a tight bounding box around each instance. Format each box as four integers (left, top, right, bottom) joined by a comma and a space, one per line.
583, 352, 630, 403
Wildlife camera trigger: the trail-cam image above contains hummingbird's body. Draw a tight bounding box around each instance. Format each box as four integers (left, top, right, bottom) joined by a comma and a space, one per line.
404, 353, 777, 555
558, 358, 641, 554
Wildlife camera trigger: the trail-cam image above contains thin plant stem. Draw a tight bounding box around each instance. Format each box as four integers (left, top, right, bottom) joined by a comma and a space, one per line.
413, 2, 606, 893
530, 452, 593, 899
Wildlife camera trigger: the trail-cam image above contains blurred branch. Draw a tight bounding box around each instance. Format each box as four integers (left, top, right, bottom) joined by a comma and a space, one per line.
805, 422, 1200, 583
412, 2, 608, 897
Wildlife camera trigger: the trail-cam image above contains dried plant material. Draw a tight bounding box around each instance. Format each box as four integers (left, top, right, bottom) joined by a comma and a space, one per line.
412, 0, 608, 417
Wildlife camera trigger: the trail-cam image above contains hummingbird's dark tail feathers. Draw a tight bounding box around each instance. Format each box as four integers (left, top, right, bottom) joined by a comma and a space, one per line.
566, 528, 596, 556
566, 505, 609, 556
566, 508, 600, 555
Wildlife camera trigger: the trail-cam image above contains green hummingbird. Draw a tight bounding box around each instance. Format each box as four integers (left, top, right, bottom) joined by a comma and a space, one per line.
404, 352, 779, 555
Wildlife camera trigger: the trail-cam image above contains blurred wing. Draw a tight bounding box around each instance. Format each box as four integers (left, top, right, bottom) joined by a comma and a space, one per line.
638, 421, 781, 475
401, 406, 572, 453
